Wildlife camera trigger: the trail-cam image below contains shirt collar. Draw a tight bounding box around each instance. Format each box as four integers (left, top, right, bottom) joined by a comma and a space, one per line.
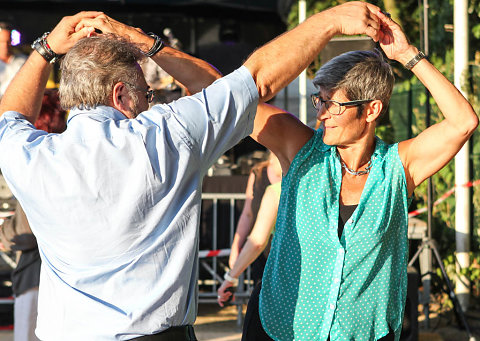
67, 105, 127, 125
371, 137, 387, 161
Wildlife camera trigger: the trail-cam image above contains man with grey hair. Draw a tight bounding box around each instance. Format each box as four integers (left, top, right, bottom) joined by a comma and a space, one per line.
218, 10, 478, 341
0, 4, 383, 340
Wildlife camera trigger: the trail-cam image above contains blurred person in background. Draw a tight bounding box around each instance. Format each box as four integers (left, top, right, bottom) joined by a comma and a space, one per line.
227, 152, 281, 286
0, 22, 27, 99
217, 179, 281, 340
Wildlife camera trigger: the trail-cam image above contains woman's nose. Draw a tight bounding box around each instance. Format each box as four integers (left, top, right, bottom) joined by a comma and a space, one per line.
316, 106, 330, 121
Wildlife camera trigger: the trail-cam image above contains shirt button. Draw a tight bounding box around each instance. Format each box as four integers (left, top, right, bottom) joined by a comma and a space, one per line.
330, 304, 335, 309
331, 225, 336, 229
334, 278, 340, 284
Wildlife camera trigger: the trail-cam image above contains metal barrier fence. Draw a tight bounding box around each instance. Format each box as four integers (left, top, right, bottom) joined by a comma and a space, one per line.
199, 192, 253, 328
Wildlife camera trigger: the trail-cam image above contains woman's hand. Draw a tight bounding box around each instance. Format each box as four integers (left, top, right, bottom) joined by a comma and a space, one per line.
217, 280, 235, 307
377, 10, 418, 65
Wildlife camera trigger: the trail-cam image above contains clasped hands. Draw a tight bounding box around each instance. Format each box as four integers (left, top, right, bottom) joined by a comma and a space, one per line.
321, 1, 416, 64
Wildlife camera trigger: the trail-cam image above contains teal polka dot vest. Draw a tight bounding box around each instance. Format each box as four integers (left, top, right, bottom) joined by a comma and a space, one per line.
260, 129, 411, 341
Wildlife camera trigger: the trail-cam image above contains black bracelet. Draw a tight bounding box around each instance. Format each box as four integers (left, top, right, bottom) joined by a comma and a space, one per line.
145, 32, 165, 57
31, 32, 63, 64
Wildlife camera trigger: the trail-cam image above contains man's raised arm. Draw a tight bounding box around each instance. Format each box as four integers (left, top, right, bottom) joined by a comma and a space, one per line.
243, 1, 381, 103
75, 15, 222, 94
246, 2, 382, 170
0, 12, 100, 123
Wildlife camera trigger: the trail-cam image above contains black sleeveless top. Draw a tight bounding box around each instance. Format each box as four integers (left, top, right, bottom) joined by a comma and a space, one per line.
251, 167, 271, 222
338, 204, 357, 239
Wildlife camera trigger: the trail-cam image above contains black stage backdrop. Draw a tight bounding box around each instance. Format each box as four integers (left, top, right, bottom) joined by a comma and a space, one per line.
0, 0, 292, 76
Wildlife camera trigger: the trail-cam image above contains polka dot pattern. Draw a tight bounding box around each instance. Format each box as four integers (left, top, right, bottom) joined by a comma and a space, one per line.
259, 130, 410, 341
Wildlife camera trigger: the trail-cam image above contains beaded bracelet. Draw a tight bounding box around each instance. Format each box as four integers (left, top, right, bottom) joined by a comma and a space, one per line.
145, 32, 165, 57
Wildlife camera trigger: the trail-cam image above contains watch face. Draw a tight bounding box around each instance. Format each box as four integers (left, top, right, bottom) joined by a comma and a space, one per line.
0, 175, 12, 199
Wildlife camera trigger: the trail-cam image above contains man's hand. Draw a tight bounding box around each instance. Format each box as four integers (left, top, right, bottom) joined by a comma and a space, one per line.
322, 1, 382, 42
75, 14, 152, 52
377, 10, 418, 65
46, 11, 101, 55
0, 11, 100, 121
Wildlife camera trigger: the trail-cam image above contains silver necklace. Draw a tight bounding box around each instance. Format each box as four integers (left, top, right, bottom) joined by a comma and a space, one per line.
341, 160, 372, 176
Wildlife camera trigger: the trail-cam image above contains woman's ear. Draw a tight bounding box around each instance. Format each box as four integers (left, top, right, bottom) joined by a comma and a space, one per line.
365, 100, 383, 123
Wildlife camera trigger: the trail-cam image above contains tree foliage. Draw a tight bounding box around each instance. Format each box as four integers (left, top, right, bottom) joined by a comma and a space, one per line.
287, 0, 478, 79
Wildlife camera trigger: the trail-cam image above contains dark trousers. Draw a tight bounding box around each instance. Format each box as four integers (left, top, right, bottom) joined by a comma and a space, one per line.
242, 282, 396, 341
242, 281, 273, 341
130, 325, 197, 341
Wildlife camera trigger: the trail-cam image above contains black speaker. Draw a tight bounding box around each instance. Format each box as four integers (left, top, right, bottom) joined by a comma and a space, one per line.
400, 266, 419, 341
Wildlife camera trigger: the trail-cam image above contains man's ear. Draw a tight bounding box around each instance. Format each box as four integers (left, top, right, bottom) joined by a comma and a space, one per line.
112, 82, 127, 111
365, 100, 383, 123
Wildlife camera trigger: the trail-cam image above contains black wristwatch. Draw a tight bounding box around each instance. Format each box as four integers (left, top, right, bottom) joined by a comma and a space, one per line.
31, 32, 62, 64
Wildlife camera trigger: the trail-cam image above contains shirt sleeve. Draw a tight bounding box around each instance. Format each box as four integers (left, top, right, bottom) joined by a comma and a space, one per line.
144, 66, 259, 169
0, 112, 47, 152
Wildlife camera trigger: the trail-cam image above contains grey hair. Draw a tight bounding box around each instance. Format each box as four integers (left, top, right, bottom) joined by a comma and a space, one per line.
59, 34, 146, 110
313, 49, 394, 119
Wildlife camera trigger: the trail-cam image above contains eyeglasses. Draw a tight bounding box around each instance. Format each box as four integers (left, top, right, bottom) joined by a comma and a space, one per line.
125, 82, 155, 104
145, 89, 154, 104
311, 92, 374, 116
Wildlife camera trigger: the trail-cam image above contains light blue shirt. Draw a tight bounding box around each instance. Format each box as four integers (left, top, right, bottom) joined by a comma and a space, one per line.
260, 129, 411, 341
0, 66, 258, 340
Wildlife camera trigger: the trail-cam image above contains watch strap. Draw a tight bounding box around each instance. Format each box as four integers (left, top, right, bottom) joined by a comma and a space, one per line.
31, 32, 63, 64
404, 51, 426, 71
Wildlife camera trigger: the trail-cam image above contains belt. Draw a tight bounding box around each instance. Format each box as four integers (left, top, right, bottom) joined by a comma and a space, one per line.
130, 325, 197, 341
